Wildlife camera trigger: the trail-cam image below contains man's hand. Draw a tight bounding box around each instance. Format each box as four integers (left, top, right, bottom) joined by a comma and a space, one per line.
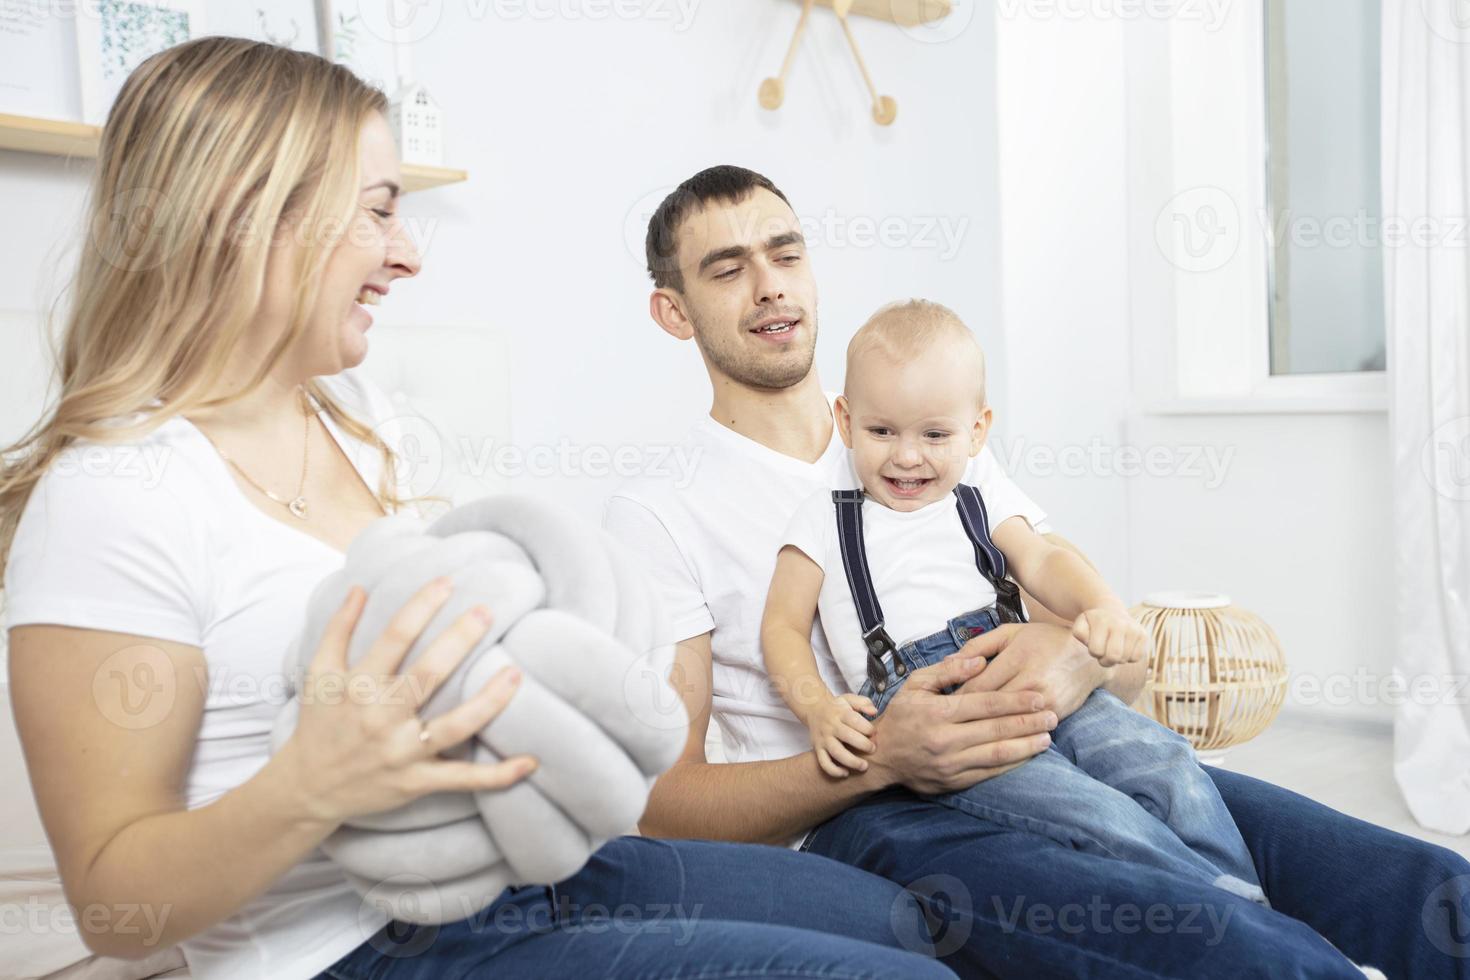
958, 623, 1108, 719
865, 655, 1057, 796
806, 693, 878, 778
1072, 607, 1149, 667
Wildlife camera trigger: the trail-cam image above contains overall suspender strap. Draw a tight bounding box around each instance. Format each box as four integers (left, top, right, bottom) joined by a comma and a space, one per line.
831, 490, 906, 692
953, 483, 1007, 579
952, 484, 1029, 625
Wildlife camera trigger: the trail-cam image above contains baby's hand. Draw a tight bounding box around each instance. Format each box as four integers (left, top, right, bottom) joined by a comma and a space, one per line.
1072, 608, 1150, 667
807, 693, 878, 778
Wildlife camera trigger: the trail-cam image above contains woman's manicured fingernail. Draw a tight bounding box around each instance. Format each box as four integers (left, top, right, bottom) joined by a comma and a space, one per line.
503, 666, 522, 685
472, 605, 493, 625
432, 576, 453, 594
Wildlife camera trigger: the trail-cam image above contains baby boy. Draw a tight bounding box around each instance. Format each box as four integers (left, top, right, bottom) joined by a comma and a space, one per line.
760, 299, 1266, 904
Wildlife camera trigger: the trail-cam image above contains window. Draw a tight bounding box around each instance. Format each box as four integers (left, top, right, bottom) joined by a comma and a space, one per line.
1134, 0, 1387, 412
1263, 0, 1386, 376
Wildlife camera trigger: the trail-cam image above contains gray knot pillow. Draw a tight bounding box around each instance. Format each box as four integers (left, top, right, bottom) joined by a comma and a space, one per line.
270, 495, 689, 925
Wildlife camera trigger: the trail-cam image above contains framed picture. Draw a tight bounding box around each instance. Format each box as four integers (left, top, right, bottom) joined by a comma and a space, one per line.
205, 2, 321, 56
0, 1, 84, 120
314, 0, 403, 96
76, 0, 208, 124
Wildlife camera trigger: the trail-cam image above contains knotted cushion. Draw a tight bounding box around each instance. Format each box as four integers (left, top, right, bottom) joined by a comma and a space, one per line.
269, 495, 688, 924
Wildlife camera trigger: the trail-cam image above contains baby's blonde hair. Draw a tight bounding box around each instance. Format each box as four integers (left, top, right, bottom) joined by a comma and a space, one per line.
845, 299, 987, 408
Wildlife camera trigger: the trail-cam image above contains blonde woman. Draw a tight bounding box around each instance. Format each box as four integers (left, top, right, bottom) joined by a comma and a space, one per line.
0, 38, 953, 980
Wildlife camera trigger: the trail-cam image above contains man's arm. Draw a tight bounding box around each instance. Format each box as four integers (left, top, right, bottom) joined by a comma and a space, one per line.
637, 632, 1058, 844
638, 632, 872, 844
960, 623, 1147, 714
1101, 656, 1147, 705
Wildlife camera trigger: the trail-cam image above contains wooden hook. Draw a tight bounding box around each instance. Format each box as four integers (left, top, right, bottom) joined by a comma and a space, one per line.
760, 0, 815, 110
833, 0, 897, 125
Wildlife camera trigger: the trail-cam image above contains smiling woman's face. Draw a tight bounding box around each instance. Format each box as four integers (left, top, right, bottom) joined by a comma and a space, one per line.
257, 112, 422, 381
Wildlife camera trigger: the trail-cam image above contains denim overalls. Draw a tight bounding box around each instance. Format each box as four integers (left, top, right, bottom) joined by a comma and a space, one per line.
833, 483, 1023, 708
828, 484, 1269, 905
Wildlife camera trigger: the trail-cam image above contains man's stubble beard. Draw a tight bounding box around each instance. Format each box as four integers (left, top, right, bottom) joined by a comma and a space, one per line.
689, 305, 819, 391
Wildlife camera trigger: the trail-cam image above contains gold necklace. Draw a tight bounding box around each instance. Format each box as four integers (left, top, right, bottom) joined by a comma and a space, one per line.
200, 389, 313, 520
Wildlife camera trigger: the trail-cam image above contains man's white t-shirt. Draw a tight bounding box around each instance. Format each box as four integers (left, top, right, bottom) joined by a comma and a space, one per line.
779, 487, 1032, 695
602, 396, 1046, 767
3, 370, 407, 980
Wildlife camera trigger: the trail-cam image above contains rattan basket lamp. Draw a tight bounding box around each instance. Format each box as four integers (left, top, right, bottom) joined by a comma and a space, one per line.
1130, 592, 1288, 763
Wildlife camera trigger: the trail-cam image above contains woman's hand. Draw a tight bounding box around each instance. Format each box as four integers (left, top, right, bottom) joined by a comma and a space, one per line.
276, 577, 537, 828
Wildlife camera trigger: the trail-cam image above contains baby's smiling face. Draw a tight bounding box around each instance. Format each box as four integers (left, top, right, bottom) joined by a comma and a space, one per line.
837, 338, 991, 513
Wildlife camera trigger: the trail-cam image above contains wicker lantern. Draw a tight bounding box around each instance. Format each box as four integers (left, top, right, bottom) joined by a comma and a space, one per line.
1130, 592, 1287, 761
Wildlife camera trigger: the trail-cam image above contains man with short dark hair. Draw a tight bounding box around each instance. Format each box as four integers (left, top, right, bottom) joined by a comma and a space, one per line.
605, 164, 1470, 978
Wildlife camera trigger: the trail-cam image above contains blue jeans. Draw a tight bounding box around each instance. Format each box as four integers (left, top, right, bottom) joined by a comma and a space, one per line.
858, 607, 1265, 905
806, 610, 1470, 977
316, 837, 956, 979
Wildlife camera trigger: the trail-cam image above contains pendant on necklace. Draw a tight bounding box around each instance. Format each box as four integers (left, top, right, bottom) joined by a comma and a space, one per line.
288, 497, 309, 520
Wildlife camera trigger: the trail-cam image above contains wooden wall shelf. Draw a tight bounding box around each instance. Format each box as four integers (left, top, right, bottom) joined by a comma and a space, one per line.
0, 113, 96, 157
0, 113, 467, 193
401, 163, 468, 194
806, 0, 953, 27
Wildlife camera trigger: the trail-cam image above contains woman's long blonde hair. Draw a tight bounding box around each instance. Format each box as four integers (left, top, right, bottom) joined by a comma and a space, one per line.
0, 37, 406, 579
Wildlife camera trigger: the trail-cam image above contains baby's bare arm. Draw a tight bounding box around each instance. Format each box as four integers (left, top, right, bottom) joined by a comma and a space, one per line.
994, 518, 1123, 621
992, 520, 1147, 667
760, 546, 837, 725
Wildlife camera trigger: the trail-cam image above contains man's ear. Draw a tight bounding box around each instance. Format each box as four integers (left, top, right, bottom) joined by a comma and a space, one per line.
649, 288, 695, 341
835, 395, 855, 449
971, 405, 993, 456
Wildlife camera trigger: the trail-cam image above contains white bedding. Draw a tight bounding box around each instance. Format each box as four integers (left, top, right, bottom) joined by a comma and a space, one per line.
0, 842, 187, 980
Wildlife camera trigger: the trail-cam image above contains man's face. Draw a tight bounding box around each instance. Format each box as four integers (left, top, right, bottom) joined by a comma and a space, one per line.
670, 189, 818, 390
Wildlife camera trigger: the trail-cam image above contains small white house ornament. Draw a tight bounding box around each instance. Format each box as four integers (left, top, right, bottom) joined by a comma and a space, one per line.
389, 82, 443, 167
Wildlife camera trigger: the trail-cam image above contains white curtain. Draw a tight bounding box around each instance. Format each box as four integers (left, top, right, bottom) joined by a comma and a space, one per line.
1384, 0, 1470, 834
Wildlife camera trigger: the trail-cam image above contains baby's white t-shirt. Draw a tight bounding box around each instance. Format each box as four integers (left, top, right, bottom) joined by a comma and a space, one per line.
604, 394, 1047, 768
779, 487, 1032, 694
3, 369, 407, 980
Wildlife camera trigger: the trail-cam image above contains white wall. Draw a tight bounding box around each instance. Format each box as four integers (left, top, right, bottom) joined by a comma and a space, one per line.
993, 12, 1134, 590
359, 0, 1011, 515
993, 6, 1394, 724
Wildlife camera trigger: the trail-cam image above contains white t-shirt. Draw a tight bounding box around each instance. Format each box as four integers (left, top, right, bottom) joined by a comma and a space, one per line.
780, 488, 1031, 694
602, 396, 1047, 768
3, 370, 406, 980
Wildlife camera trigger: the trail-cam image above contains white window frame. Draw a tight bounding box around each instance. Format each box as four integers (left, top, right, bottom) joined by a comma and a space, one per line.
1134, 0, 1386, 416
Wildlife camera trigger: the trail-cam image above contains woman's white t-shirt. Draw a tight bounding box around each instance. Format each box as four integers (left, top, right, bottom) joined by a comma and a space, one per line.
3, 369, 406, 980
779, 487, 1031, 694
